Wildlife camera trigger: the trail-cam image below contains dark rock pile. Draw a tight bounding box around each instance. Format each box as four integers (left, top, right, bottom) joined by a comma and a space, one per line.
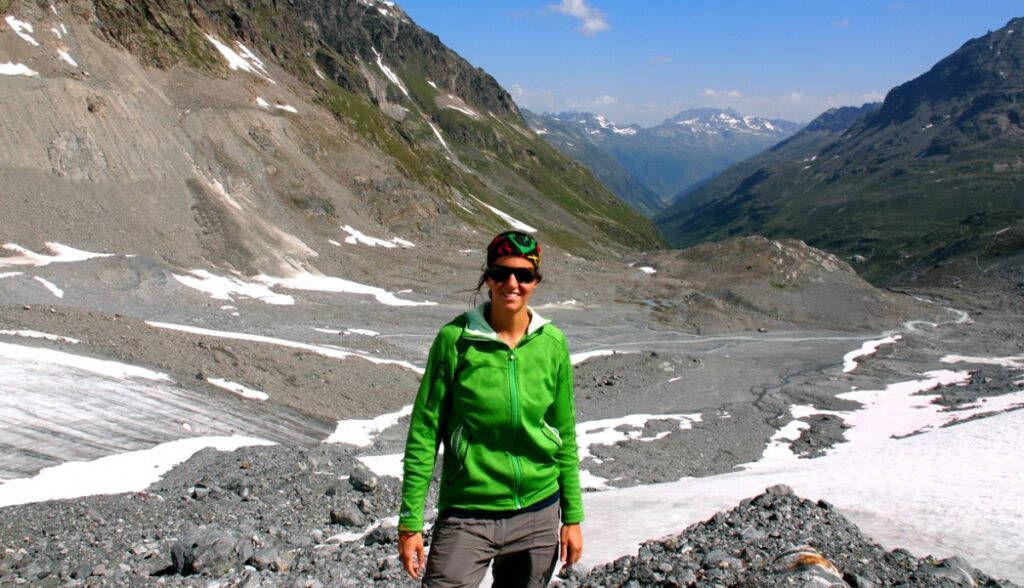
562, 484, 1018, 588
0, 444, 423, 587
1, 449, 1018, 587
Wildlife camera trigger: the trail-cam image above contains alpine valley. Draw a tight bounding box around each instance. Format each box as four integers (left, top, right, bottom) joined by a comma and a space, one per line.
1, 2, 1023, 587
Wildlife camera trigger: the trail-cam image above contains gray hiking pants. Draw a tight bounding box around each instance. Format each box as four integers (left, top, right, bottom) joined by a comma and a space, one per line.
422, 500, 561, 588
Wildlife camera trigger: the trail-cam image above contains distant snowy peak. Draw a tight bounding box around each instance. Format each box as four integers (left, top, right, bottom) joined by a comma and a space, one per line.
664, 108, 797, 136
544, 112, 640, 137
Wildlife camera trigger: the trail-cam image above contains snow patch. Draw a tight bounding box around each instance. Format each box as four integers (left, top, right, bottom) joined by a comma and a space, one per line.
173, 269, 295, 305
5, 16, 40, 46
570, 349, 617, 365
940, 354, 1024, 369
0, 436, 274, 507
371, 47, 409, 98
340, 225, 415, 248
205, 35, 276, 84
358, 453, 404, 478
638, 266, 656, 274
0, 330, 79, 344
842, 335, 901, 372
467, 195, 536, 233
0, 62, 38, 77
32, 276, 64, 298
56, 49, 77, 67
325, 404, 412, 447
275, 103, 298, 114
576, 413, 702, 489
0, 242, 113, 267
207, 378, 269, 401
0, 341, 170, 382
146, 322, 423, 374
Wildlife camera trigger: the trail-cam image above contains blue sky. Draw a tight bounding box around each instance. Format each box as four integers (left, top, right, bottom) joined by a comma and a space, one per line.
395, 1, 1022, 126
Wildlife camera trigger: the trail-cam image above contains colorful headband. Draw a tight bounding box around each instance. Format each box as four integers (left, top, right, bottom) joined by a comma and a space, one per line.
486, 231, 542, 268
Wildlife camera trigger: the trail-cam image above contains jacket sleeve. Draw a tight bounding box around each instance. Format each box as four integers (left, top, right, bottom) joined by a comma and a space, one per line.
549, 335, 584, 524
398, 327, 454, 532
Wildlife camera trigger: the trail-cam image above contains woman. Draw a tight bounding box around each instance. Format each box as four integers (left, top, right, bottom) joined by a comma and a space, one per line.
398, 231, 584, 587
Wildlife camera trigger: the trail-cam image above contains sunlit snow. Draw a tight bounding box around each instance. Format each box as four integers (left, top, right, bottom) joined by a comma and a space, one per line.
0, 330, 79, 344
256, 96, 270, 108
638, 266, 656, 274
372, 47, 409, 98
207, 377, 269, 401
0, 62, 38, 76
172, 269, 295, 305
570, 349, 616, 364
576, 413, 702, 489
56, 49, 77, 67
842, 334, 901, 372
941, 354, 1024, 369
468, 195, 537, 233
340, 225, 415, 248
256, 270, 435, 307
275, 103, 298, 114
31, 276, 63, 298
0, 436, 274, 507
0, 242, 113, 266
325, 404, 412, 447
205, 34, 276, 84
5, 16, 39, 46
427, 120, 451, 152
146, 322, 422, 374
0, 341, 170, 382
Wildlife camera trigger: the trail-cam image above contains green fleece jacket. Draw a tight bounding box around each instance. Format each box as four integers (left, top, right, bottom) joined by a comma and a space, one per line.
398, 304, 584, 532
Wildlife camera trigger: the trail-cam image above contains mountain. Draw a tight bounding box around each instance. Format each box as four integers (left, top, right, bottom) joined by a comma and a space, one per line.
0, 0, 664, 288
657, 18, 1024, 285
522, 110, 664, 217
526, 108, 802, 215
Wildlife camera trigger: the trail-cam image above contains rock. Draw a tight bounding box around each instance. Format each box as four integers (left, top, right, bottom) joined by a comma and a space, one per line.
348, 463, 379, 492
171, 527, 244, 576
248, 548, 290, 572
771, 545, 847, 586
363, 526, 396, 546
331, 504, 367, 527
914, 555, 977, 586
702, 548, 741, 569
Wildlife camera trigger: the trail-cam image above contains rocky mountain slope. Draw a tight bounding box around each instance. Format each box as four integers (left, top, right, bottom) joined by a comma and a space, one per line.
0, 0, 663, 292
526, 108, 802, 214
657, 18, 1024, 286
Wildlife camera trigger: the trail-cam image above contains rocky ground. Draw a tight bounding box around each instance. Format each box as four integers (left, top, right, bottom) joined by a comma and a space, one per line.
1, 451, 1018, 587
2, 245, 1022, 586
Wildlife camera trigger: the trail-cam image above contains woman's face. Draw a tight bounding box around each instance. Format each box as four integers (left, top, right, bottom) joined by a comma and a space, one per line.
486, 255, 539, 315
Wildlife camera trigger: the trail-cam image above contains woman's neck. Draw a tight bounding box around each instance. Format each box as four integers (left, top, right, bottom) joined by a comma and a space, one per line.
487, 303, 531, 348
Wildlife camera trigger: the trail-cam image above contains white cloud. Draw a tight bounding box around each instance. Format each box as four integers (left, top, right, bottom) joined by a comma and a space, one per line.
704, 87, 744, 100
510, 83, 558, 112
649, 55, 673, 64
836, 19, 852, 28
547, 0, 611, 36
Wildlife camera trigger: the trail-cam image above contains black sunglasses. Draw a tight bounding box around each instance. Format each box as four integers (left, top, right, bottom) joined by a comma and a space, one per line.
486, 265, 537, 284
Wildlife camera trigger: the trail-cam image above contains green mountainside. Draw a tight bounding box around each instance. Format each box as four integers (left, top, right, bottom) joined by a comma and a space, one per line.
5, 0, 663, 262
657, 18, 1024, 285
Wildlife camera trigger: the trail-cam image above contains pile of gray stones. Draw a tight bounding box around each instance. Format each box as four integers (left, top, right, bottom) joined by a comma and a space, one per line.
0, 445, 1018, 587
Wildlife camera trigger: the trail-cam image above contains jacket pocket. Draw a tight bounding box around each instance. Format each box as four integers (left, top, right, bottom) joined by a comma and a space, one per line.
541, 421, 563, 449
446, 423, 472, 481
426, 361, 448, 410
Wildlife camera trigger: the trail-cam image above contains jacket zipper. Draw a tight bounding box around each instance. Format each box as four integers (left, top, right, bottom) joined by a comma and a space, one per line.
508, 348, 523, 509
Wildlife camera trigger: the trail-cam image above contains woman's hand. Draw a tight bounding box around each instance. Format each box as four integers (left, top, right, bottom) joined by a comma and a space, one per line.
398, 531, 426, 579
560, 523, 583, 566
